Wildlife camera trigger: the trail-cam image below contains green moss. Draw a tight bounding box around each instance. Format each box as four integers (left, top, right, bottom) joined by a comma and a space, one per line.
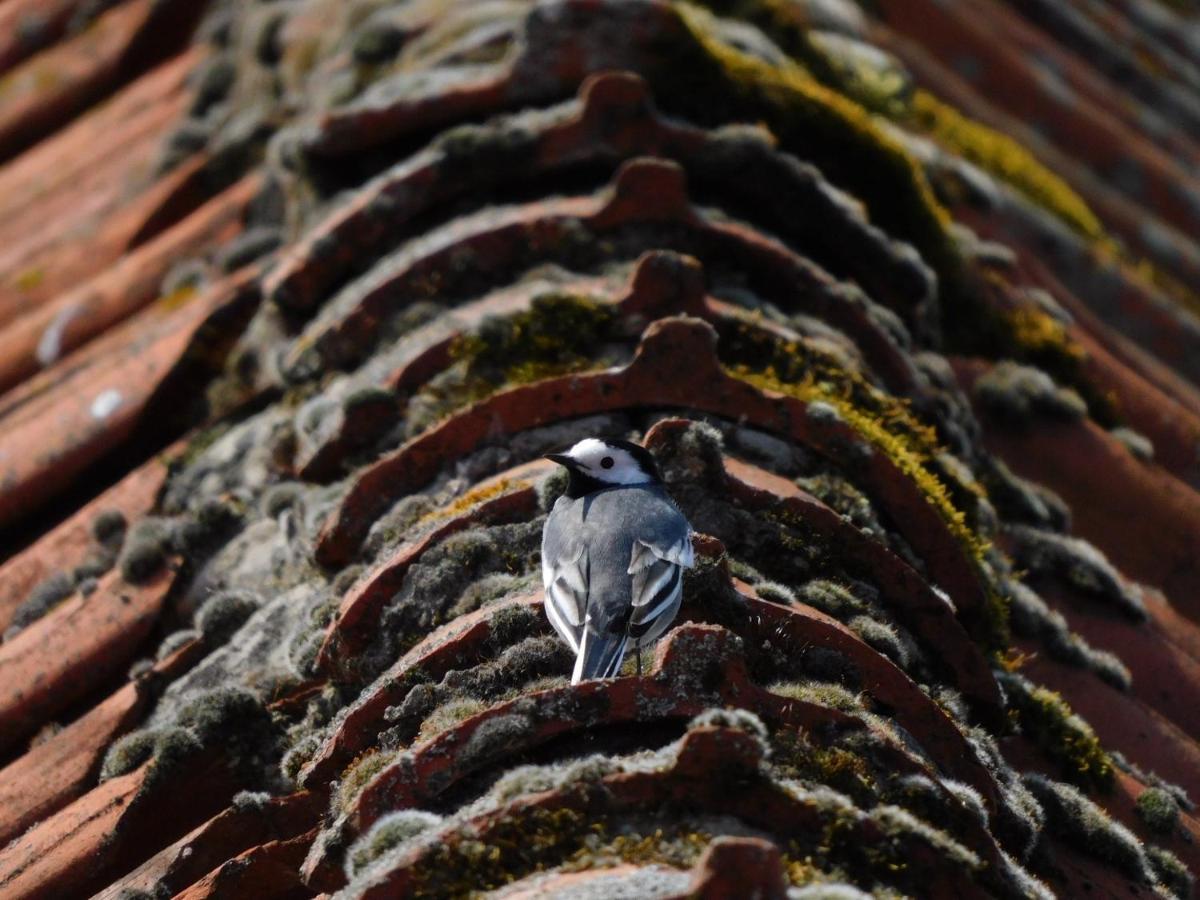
100, 730, 161, 780
451, 292, 617, 386
405, 293, 616, 437
416, 698, 488, 744
91, 510, 127, 546
1135, 788, 1181, 836
770, 681, 866, 714
1000, 673, 1113, 790
402, 806, 589, 895
12, 267, 44, 292
770, 727, 878, 807
337, 749, 397, 810
564, 826, 715, 871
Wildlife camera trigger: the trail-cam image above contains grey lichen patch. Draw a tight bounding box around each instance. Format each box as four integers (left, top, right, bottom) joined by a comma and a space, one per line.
649, 419, 728, 489
196, 589, 261, 644
384, 635, 570, 749
1005, 578, 1131, 690
1147, 845, 1193, 899
1024, 773, 1157, 887
796, 474, 889, 543
980, 457, 1070, 532
4, 571, 75, 640
363, 519, 545, 681
99, 687, 283, 796
1110, 426, 1155, 462
1006, 525, 1146, 620
161, 408, 295, 516
156, 629, 200, 661
118, 518, 178, 584
974, 361, 1087, 423
868, 805, 981, 872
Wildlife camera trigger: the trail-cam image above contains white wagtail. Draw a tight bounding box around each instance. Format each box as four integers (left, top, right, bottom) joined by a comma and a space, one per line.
542, 437, 694, 683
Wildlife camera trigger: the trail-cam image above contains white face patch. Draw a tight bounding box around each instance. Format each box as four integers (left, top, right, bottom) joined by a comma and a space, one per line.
566, 438, 652, 486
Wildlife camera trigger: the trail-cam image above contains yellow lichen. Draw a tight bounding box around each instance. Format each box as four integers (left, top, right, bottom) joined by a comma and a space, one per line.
1003, 307, 1085, 363
157, 283, 199, 312
729, 364, 987, 565
412, 478, 528, 530
663, 3, 959, 280
1004, 676, 1114, 790
908, 90, 1105, 242
12, 267, 44, 292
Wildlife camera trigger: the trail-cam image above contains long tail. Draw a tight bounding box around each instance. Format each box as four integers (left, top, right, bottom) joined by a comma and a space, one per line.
572, 628, 629, 684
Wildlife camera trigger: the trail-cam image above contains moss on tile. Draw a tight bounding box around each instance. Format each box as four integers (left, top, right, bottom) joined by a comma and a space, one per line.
659, 2, 959, 284
907, 90, 1104, 242
450, 292, 617, 386
1135, 788, 1181, 836
728, 361, 1008, 651
406, 293, 617, 437
1000, 672, 1113, 791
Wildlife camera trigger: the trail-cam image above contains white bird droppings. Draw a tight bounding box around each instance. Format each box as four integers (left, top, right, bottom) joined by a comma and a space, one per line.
90, 388, 124, 420
36, 302, 83, 366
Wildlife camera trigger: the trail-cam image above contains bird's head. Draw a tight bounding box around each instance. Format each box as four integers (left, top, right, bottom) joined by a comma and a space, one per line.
545, 438, 661, 497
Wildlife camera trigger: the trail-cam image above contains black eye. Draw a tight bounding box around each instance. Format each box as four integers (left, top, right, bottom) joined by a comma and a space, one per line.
600, 456, 614, 469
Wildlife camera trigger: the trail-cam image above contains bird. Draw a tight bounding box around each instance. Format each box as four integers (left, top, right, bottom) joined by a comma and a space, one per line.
541, 437, 694, 683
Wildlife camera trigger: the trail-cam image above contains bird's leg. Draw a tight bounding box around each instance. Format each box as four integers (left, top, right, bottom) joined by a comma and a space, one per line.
636, 646, 642, 676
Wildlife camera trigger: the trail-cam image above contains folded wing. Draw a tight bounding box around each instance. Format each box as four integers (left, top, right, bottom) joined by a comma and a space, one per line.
627, 534, 694, 646
542, 544, 586, 653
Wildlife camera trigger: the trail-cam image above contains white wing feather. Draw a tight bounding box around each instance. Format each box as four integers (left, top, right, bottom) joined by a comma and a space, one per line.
543, 545, 587, 652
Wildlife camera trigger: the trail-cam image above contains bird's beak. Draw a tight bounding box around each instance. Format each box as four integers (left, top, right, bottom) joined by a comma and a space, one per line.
545, 453, 576, 469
